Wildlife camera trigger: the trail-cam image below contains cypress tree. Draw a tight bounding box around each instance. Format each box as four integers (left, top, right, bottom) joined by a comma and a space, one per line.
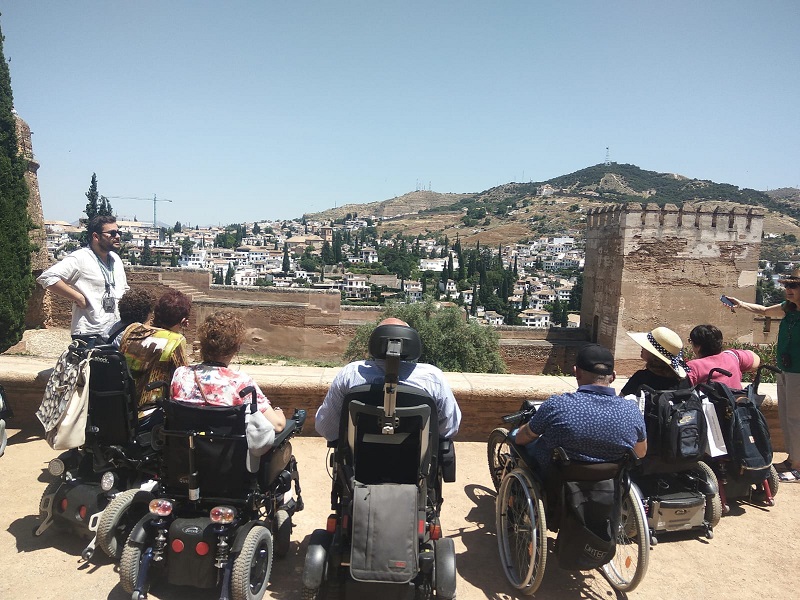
0, 22, 35, 351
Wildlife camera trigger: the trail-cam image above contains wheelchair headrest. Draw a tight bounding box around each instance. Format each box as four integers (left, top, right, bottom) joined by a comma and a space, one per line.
368, 324, 422, 361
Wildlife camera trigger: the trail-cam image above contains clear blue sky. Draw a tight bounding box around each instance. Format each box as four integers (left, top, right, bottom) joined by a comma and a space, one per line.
2, 1, 798, 227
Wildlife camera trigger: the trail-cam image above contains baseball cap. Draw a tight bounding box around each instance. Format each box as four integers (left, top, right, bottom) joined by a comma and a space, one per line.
575, 344, 615, 375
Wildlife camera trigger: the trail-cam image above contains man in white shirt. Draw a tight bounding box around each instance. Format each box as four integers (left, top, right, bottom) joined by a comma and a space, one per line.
315, 318, 462, 441
37, 215, 129, 341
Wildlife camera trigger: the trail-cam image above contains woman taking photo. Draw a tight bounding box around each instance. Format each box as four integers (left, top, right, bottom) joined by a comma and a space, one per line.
726, 267, 800, 473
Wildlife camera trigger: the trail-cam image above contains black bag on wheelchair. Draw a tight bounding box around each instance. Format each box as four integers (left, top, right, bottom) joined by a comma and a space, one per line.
705, 382, 772, 483
555, 478, 618, 570
644, 387, 707, 464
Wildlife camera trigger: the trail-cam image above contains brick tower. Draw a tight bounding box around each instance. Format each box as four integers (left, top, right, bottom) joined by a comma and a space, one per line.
581, 203, 764, 375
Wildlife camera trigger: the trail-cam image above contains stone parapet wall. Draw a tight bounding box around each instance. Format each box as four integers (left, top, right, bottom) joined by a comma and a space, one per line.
0, 356, 784, 449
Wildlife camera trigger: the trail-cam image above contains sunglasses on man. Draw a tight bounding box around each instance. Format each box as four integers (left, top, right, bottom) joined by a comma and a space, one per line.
100, 230, 120, 237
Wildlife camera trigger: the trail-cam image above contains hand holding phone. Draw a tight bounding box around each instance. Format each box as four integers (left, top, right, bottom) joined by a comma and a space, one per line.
720, 295, 736, 312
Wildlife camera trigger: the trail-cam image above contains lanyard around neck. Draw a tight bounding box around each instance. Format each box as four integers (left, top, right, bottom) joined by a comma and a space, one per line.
93, 251, 115, 289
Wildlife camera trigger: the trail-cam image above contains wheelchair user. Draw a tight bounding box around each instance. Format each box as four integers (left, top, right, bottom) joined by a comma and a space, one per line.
170, 310, 286, 432
314, 317, 461, 442
119, 288, 193, 408
514, 344, 647, 478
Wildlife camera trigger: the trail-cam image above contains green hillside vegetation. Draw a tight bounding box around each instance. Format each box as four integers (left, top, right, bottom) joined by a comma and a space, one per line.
420, 163, 798, 220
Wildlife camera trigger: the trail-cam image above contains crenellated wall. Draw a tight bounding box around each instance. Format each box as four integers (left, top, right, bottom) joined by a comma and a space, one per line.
583, 202, 765, 372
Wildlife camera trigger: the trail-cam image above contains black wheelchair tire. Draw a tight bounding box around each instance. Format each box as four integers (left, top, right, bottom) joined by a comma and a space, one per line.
434, 537, 457, 600
96, 488, 140, 560
696, 462, 723, 528
487, 427, 510, 491
231, 526, 273, 600
273, 509, 292, 558
120, 540, 148, 596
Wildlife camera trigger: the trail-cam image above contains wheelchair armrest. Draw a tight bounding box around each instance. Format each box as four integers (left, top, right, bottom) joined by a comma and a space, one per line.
272, 419, 297, 448
327, 439, 337, 448
292, 408, 307, 430
439, 438, 456, 483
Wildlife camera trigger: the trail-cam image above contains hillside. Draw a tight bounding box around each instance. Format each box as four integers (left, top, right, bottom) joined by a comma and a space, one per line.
304, 163, 800, 244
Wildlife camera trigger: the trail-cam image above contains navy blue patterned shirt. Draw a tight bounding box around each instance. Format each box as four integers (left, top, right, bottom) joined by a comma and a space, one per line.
526, 384, 646, 467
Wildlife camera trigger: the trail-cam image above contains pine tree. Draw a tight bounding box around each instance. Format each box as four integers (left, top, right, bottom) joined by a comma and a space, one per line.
0, 22, 35, 352
282, 244, 290, 273
84, 173, 99, 222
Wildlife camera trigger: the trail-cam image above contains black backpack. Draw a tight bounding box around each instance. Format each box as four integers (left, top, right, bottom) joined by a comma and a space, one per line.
703, 382, 772, 483
643, 387, 708, 464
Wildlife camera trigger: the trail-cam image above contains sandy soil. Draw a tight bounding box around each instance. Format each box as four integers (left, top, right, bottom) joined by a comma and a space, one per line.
1, 428, 797, 600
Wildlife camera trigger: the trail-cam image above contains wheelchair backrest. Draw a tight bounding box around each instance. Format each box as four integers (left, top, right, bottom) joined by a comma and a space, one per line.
161, 400, 252, 499
340, 384, 438, 485
86, 346, 137, 446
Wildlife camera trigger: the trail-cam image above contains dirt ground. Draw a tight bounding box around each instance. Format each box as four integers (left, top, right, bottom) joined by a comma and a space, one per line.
1, 427, 797, 600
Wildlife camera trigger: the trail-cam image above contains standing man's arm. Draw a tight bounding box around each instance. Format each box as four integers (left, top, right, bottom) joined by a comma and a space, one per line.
44, 279, 88, 309
37, 255, 88, 308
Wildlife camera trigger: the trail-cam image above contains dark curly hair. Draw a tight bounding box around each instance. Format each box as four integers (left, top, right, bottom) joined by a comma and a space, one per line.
688, 324, 724, 357
198, 311, 245, 363
118, 288, 156, 324
152, 289, 192, 329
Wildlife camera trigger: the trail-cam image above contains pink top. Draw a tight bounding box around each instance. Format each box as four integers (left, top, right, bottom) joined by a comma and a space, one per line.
686, 349, 756, 389
170, 364, 272, 413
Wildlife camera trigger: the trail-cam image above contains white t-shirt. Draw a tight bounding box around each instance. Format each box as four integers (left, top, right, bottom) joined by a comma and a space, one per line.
37, 247, 129, 335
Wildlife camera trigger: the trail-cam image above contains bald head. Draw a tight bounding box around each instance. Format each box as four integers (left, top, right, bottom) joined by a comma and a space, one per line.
379, 317, 409, 327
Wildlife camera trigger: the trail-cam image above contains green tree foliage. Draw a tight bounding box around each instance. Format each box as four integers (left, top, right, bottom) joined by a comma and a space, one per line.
568, 273, 584, 311
0, 24, 34, 352
343, 299, 506, 373
225, 263, 235, 285
174, 221, 182, 233
282, 244, 290, 273
84, 173, 99, 222
181, 236, 194, 256
140, 238, 153, 266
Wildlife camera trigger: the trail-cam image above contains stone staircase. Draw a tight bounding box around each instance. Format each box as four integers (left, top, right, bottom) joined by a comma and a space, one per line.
161, 279, 211, 301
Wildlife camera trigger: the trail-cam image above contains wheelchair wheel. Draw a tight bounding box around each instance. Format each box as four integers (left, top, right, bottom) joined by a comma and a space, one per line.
273, 509, 292, 558
231, 526, 273, 600
96, 489, 140, 559
487, 427, 512, 491
696, 462, 722, 528
36, 480, 64, 535
120, 540, 149, 596
601, 482, 649, 592
433, 537, 457, 600
496, 467, 547, 595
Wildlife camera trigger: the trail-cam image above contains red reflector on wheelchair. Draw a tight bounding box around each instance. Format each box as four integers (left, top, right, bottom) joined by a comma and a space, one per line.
171, 539, 185, 553
326, 515, 337, 533
60, 498, 68, 512
78, 506, 87, 520
429, 524, 441, 540
195, 542, 210, 556
418, 520, 425, 535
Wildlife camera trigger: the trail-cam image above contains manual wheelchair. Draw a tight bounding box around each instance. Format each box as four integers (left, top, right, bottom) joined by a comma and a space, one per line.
120, 388, 306, 600
302, 323, 457, 600
488, 401, 650, 595
36, 344, 162, 560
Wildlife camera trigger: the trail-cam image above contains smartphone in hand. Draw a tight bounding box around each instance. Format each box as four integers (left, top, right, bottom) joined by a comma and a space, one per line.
720, 295, 736, 311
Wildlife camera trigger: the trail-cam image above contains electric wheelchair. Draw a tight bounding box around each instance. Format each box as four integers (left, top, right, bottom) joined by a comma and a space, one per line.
302, 324, 458, 600
36, 344, 162, 560
120, 388, 306, 600
488, 401, 650, 595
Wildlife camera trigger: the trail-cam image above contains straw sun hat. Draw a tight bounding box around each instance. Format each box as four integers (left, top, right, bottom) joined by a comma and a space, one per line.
627, 326, 688, 379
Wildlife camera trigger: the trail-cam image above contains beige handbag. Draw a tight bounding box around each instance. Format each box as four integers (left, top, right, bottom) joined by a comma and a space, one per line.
43, 350, 93, 450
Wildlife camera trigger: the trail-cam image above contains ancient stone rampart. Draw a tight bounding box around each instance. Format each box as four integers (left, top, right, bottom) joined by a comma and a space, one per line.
582, 203, 766, 372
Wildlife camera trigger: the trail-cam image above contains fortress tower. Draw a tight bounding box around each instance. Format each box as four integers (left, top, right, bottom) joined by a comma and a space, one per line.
14, 112, 48, 272
581, 203, 765, 374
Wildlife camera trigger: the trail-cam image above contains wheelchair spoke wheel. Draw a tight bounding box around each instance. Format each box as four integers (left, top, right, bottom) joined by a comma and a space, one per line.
232, 526, 273, 600
496, 467, 547, 595
601, 483, 649, 592
487, 427, 512, 491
